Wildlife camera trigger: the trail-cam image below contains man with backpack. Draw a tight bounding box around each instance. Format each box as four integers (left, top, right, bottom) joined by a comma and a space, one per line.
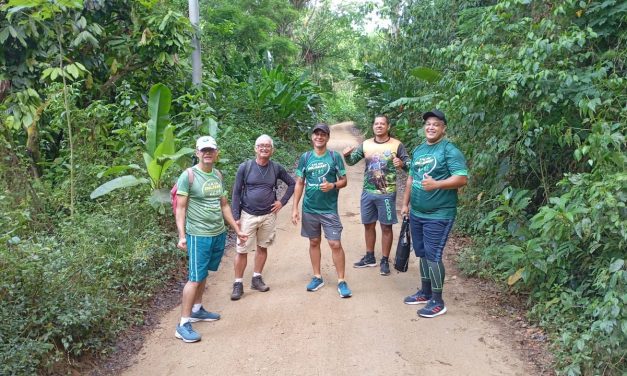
174, 136, 248, 342
291, 123, 352, 298
230, 134, 295, 300
342, 114, 410, 276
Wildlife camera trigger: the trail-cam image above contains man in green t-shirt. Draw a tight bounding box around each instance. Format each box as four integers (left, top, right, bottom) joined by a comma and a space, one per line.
291, 123, 352, 298
401, 110, 468, 318
174, 136, 248, 342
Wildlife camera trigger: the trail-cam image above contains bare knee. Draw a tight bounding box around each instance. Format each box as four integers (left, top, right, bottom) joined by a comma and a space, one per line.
328, 240, 343, 252
381, 224, 393, 235
309, 238, 321, 248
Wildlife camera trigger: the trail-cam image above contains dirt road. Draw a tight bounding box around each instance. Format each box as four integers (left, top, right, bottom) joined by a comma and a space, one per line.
122, 122, 535, 376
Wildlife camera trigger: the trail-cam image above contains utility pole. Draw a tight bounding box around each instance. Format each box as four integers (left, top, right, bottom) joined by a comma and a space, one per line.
189, 0, 202, 85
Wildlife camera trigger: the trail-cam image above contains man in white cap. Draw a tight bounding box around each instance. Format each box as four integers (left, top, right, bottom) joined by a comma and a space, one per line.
174, 136, 248, 342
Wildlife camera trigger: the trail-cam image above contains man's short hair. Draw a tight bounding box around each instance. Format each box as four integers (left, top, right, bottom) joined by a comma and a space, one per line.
374, 114, 389, 124
255, 134, 274, 148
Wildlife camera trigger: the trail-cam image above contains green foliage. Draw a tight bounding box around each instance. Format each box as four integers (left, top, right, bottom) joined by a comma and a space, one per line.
369, 0, 627, 373
0, 205, 179, 375
90, 84, 194, 210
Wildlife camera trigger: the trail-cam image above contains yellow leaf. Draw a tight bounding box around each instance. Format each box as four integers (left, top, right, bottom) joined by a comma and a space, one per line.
576, 10, 583, 17
507, 267, 524, 286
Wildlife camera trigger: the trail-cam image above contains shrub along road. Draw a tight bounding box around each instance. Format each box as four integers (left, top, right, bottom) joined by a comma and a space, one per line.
122, 122, 540, 375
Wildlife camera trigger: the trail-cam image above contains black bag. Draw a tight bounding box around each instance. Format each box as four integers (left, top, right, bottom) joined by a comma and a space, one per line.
394, 216, 411, 272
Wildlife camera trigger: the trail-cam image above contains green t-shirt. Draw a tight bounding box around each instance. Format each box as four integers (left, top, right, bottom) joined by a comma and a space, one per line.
295, 150, 346, 214
176, 166, 227, 236
344, 137, 410, 194
409, 140, 468, 219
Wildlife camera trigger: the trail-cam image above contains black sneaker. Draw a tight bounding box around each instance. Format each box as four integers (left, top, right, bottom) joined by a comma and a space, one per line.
379, 258, 390, 276
353, 253, 376, 268
251, 275, 270, 292
418, 300, 447, 318
230, 282, 244, 300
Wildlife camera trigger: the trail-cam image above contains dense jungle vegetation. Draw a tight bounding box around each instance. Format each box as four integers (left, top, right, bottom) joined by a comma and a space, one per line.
1, 0, 625, 375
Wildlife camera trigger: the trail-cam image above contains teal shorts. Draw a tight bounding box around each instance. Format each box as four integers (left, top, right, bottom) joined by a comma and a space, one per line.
186, 232, 226, 282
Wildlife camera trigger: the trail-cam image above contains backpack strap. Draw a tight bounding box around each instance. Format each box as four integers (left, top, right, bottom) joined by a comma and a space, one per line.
241, 159, 254, 193
186, 168, 194, 187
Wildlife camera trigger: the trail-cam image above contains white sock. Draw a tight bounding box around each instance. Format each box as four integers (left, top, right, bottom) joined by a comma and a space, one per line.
235, 278, 243, 283
192, 304, 202, 313
180, 317, 191, 326
253, 272, 261, 277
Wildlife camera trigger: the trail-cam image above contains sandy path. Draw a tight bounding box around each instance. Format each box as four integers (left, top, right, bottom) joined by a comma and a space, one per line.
122, 122, 534, 376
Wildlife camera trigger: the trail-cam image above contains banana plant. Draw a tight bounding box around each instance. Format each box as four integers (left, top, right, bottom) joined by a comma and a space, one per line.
90, 83, 194, 210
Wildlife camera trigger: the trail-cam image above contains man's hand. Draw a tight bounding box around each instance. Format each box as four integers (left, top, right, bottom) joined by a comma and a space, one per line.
319, 177, 334, 192
291, 210, 300, 225
393, 156, 404, 169
400, 204, 409, 217
342, 145, 355, 156
421, 174, 439, 191
271, 200, 283, 213
177, 237, 187, 251
236, 232, 248, 243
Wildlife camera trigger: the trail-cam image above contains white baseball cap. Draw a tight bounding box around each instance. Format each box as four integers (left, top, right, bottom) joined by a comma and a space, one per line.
196, 136, 217, 150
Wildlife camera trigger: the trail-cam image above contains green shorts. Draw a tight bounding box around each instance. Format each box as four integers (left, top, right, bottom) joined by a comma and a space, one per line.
186, 232, 226, 282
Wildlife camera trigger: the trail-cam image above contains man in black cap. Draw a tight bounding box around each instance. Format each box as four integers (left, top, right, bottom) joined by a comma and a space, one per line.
401, 110, 468, 318
291, 123, 353, 298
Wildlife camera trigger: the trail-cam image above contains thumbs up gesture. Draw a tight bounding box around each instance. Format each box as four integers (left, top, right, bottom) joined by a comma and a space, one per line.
320, 176, 333, 192
421, 174, 439, 191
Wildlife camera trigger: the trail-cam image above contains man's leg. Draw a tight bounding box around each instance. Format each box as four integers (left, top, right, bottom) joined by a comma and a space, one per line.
234, 253, 248, 279
418, 219, 454, 318
380, 223, 393, 258
364, 222, 376, 253
328, 239, 346, 280
181, 280, 201, 318
309, 237, 322, 276
253, 245, 268, 273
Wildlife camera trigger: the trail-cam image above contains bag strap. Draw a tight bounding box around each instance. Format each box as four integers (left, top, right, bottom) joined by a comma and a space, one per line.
186, 168, 194, 187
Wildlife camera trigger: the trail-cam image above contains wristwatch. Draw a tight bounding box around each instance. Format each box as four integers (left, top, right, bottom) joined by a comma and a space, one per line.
333, 183, 337, 190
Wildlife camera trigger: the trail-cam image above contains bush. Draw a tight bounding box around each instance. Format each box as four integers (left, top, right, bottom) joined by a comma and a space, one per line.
0, 204, 180, 375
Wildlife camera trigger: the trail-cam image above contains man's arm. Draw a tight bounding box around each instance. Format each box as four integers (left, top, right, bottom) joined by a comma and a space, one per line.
220, 196, 248, 242
176, 195, 188, 250
393, 143, 411, 172
421, 174, 468, 191
278, 166, 296, 207
401, 175, 412, 217
231, 164, 245, 220
291, 177, 304, 224
342, 143, 364, 166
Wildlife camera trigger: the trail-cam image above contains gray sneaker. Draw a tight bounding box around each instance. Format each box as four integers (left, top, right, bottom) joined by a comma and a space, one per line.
379, 258, 391, 276
251, 275, 270, 292
231, 281, 244, 300
354, 253, 377, 268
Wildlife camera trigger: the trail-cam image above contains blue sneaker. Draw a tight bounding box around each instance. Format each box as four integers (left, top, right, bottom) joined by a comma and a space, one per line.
403, 290, 431, 305
190, 307, 221, 322
175, 322, 201, 343
418, 300, 447, 318
337, 281, 352, 298
306, 277, 325, 291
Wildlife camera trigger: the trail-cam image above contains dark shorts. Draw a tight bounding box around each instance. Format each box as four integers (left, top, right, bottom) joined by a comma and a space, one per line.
360, 191, 397, 225
301, 212, 343, 241
186, 232, 227, 282
409, 213, 454, 262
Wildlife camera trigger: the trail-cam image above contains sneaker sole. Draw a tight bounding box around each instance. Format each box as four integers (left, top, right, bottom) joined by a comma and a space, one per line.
251, 286, 270, 292
307, 282, 325, 291
404, 300, 429, 305
418, 306, 448, 318
189, 317, 220, 322
175, 331, 201, 343
338, 289, 352, 298
230, 295, 242, 301
353, 263, 377, 268
380, 270, 391, 276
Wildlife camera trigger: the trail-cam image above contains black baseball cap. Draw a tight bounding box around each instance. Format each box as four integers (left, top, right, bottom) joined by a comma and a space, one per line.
312, 123, 330, 134
423, 110, 447, 125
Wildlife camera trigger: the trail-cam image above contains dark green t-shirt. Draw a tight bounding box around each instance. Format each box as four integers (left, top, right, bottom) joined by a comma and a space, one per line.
295, 150, 346, 214
409, 140, 468, 219
176, 166, 227, 236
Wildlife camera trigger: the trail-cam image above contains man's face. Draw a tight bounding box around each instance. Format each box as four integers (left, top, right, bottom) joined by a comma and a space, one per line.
311, 130, 329, 148
255, 141, 273, 159
372, 116, 389, 137
423, 117, 446, 144
196, 147, 218, 164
